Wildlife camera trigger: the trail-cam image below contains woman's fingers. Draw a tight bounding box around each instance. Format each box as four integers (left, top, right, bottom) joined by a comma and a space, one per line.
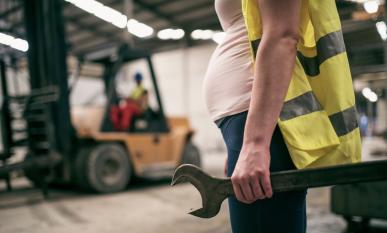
240, 178, 255, 202
250, 176, 264, 199
232, 174, 267, 203
232, 181, 245, 203
261, 173, 273, 198
231, 147, 272, 203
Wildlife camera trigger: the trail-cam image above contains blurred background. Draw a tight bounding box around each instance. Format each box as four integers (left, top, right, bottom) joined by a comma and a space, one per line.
0, 0, 386, 232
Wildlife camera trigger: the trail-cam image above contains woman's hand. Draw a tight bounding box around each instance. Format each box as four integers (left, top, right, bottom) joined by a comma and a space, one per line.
231, 142, 272, 204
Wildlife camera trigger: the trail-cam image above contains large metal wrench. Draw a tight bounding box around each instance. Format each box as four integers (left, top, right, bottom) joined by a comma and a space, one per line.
171, 160, 387, 218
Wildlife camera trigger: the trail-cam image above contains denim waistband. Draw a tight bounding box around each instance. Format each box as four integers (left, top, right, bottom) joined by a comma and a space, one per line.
214, 111, 248, 128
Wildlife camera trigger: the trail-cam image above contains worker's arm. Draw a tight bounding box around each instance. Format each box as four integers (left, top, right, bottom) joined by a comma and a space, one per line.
231, 0, 302, 204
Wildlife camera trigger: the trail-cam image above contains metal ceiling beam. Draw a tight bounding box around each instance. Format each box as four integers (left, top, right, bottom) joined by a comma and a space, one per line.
0, 3, 22, 20
172, 1, 213, 17
71, 40, 122, 56
178, 12, 218, 29
66, 17, 124, 52
342, 18, 382, 34
132, 0, 182, 27
133, 0, 186, 14
351, 64, 387, 76
0, 27, 24, 38
143, 1, 213, 25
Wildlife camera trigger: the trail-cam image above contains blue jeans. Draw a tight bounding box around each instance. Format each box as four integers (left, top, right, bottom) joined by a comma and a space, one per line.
219, 111, 307, 233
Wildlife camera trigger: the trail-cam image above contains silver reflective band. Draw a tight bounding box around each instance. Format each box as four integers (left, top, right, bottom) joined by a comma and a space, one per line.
280, 91, 322, 121
280, 91, 358, 136
297, 30, 346, 77
329, 106, 359, 136
250, 30, 346, 77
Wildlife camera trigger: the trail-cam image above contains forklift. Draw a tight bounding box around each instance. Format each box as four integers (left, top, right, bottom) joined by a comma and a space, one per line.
70, 44, 201, 193
0, 0, 200, 194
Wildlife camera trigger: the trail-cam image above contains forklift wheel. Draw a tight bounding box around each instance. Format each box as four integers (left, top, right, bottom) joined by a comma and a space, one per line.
75, 143, 131, 193
181, 142, 201, 168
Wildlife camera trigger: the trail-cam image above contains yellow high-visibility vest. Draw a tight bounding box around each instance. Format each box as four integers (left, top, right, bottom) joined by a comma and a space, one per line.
242, 0, 362, 168
129, 85, 146, 100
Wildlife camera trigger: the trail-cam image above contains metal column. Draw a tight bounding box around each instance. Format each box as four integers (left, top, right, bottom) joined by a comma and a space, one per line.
0, 60, 12, 158
23, 0, 75, 179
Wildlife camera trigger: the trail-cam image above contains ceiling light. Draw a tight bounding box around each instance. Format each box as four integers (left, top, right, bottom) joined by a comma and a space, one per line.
0, 32, 28, 52
362, 87, 378, 102
212, 31, 226, 44
157, 28, 185, 40
95, 6, 127, 28
376, 21, 387, 40
191, 29, 214, 40
172, 29, 185, 39
127, 19, 154, 38
66, 0, 128, 29
10, 38, 29, 52
363, 0, 379, 13
0, 32, 15, 46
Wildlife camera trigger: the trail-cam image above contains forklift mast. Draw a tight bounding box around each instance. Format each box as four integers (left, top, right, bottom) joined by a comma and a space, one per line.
0, 60, 13, 160
22, 0, 75, 180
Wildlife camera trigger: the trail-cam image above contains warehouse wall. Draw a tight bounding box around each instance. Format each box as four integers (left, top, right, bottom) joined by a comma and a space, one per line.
120, 43, 226, 153
153, 43, 226, 153
71, 43, 226, 153
0, 43, 225, 154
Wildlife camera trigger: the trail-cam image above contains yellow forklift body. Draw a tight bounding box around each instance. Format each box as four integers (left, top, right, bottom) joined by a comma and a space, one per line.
71, 107, 193, 176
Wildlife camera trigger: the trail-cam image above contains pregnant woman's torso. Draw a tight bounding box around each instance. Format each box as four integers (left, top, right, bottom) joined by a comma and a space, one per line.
203, 0, 254, 122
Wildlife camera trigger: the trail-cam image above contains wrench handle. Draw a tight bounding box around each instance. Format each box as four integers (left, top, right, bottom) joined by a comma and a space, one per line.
219, 160, 387, 196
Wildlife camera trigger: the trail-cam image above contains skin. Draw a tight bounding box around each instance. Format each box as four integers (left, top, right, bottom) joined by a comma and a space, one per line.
230, 0, 302, 204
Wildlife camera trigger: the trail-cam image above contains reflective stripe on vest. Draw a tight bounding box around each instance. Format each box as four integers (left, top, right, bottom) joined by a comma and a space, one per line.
250, 36, 358, 137
250, 30, 346, 77
280, 91, 358, 137
242, 0, 362, 169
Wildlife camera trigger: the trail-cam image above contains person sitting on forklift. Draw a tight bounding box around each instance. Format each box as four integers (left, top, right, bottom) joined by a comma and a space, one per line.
110, 72, 148, 131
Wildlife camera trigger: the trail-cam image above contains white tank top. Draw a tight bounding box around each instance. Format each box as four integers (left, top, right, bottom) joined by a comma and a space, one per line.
202, 0, 254, 122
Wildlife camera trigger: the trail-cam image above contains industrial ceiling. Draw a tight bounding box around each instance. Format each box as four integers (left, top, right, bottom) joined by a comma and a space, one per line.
0, 0, 386, 74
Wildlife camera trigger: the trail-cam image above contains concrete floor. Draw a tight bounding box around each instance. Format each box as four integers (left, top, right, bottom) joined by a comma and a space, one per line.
1, 137, 387, 233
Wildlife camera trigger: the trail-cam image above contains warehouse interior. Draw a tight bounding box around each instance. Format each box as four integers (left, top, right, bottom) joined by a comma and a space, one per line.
0, 0, 387, 233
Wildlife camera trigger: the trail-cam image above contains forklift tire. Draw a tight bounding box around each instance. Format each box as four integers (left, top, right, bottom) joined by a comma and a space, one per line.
75, 143, 131, 193
181, 142, 201, 168
74, 146, 93, 191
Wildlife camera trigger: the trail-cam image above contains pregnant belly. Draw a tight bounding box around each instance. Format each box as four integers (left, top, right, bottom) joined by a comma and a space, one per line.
203, 43, 254, 119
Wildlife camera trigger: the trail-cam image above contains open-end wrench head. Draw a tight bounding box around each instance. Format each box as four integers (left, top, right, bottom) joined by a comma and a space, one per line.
171, 164, 228, 218
189, 207, 220, 218
171, 164, 203, 186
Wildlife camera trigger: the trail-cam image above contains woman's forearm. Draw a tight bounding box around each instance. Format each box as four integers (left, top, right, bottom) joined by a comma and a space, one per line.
243, 35, 298, 147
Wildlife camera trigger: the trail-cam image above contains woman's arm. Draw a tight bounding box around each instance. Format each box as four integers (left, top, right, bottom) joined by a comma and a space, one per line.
231, 0, 302, 204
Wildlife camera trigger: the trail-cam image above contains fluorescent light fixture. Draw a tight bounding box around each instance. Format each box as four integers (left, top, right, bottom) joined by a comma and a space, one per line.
10, 38, 29, 52
66, 0, 155, 38
191, 29, 226, 44
0, 32, 28, 52
127, 19, 154, 38
363, 0, 379, 13
191, 29, 214, 40
0, 32, 15, 46
157, 28, 185, 40
212, 31, 226, 44
66, 0, 128, 29
362, 87, 378, 102
376, 21, 387, 41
